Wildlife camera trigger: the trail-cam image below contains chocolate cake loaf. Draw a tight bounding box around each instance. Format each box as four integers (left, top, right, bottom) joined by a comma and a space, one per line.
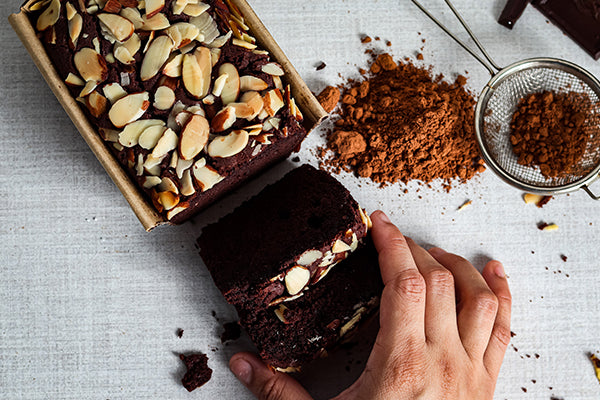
239, 242, 382, 371
28, 0, 308, 223
198, 164, 372, 310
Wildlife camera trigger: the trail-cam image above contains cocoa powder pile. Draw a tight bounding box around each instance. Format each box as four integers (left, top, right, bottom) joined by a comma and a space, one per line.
319, 53, 485, 188
510, 90, 596, 178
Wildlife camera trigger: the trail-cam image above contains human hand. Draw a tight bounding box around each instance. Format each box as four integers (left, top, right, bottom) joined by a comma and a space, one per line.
229, 210, 512, 400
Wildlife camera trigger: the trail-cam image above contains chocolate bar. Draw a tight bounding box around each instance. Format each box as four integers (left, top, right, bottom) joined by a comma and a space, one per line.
498, 0, 530, 29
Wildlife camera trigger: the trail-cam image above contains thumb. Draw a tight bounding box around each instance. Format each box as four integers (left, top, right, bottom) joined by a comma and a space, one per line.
229, 352, 313, 400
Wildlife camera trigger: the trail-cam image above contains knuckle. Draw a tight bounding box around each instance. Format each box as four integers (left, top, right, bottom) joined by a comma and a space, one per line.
390, 270, 426, 301
472, 290, 499, 315
379, 236, 410, 257
425, 267, 454, 291
259, 374, 288, 400
491, 323, 512, 347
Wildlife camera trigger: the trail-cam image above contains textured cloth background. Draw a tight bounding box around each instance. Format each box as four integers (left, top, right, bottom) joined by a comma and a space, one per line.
1, 0, 599, 398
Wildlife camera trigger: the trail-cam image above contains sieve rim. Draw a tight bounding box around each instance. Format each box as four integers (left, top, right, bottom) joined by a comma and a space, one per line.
475, 57, 600, 195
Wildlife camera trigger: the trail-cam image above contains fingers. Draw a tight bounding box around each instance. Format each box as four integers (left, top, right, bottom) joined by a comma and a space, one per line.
405, 238, 459, 342
229, 353, 313, 400
370, 211, 426, 344
481, 260, 512, 377
429, 248, 498, 359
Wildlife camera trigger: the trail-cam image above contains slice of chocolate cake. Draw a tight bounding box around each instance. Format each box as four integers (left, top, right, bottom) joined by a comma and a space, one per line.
239, 241, 382, 370
198, 164, 372, 309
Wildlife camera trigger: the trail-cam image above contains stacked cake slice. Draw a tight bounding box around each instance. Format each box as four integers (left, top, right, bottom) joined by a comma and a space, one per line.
198, 164, 383, 370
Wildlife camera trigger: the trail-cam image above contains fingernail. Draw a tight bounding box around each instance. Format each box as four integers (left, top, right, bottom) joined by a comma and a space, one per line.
230, 358, 253, 385
428, 247, 447, 257
373, 210, 391, 224
494, 262, 506, 278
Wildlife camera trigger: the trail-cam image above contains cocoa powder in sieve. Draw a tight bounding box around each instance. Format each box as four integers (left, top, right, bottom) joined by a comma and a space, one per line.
510, 91, 594, 178
319, 53, 484, 189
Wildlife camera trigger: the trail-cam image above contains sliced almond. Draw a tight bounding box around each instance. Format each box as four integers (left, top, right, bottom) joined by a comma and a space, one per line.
297, 250, 323, 266
139, 124, 167, 150
232, 38, 256, 50
179, 114, 209, 160
103, 82, 128, 104
65, 73, 85, 87
79, 80, 98, 98
85, 91, 108, 118
98, 13, 135, 42
263, 89, 284, 117
114, 33, 141, 63
218, 63, 240, 104
167, 204, 188, 220
74, 48, 108, 83
140, 35, 174, 81
103, 0, 122, 13
332, 239, 352, 254
157, 176, 179, 194
30, 0, 51, 12
141, 12, 170, 30
170, 151, 179, 169
523, 193, 543, 205
358, 207, 372, 230
176, 157, 193, 179
144, 0, 164, 18
212, 73, 229, 97
274, 304, 289, 324
157, 191, 180, 210
119, 119, 163, 147
36, 0, 60, 31
229, 102, 254, 119
209, 47, 222, 67
172, 0, 189, 15
180, 169, 196, 196
182, 47, 212, 99
120, 7, 144, 30
143, 175, 162, 188
192, 158, 225, 192
240, 75, 268, 92
109, 92, 150, 128
289, 97, 303, 122
99, 127, 120, 142
210, 106, 236, 132
240, 91, 264, 120
68, 12, 83, 47
161, 54, 183, 77
340, 307, 366, 338
272, 75, 283, 90
135, 153, 144, 176
207, 130, 249, 158
151, 128, 178, 158
190, 12, 219, 44
261, 62, 285, 76
209, 31, 232, 49
183, 2, 209, 17
284, 266, 310, 296
153, 86, 176, 111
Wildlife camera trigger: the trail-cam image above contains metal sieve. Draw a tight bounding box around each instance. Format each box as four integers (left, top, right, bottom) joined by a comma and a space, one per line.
411, 0, 600, 199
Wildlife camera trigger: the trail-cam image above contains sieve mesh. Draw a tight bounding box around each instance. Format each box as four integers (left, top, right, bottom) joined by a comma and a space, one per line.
479, 62, 600, 189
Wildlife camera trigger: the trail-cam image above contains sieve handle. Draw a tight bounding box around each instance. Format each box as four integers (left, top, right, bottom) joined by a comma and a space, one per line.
582, 184, 600, 200
410, 0, 503, 76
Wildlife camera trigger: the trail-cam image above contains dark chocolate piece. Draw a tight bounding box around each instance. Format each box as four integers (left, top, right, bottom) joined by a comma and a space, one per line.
498, 0, 530, 29
179, 353, 212, 392
532, 0, 600, 60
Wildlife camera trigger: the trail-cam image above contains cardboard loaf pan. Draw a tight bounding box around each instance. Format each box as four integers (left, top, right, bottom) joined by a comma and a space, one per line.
9, 0, 327, 231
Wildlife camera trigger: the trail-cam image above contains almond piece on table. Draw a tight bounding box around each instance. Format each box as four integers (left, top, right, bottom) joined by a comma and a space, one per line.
284, 266, 310, 296
37, 0, 60, 31
74, 48, 108, 83
207, 130, 249, 158
140, 35, 174, 81
109, 92, 150, 128
98, 13, 135, 42
179, 114, 210, 160
182, 47, 212, 99
218, 63, 240, 104
144, 0, 165, 18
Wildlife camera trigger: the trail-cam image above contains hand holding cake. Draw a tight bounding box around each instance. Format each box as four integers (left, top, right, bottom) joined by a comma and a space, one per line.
229, 211, 512, 400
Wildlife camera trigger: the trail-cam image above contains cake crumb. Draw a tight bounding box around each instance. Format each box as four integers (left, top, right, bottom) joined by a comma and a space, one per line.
316, 61, 327, 71
221, 322, 241, 344
416, 53, 424, 60
180, 353, 212, 392
361, 35, 372, 43
176, 328, 184, 338
317, 86, 341, 113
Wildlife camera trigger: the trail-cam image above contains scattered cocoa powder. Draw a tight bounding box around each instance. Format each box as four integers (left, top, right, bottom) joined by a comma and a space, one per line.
361, 35, 372, 43
317, 86, 341, 113
320, 53, 484, 188
510, 91, 598, 178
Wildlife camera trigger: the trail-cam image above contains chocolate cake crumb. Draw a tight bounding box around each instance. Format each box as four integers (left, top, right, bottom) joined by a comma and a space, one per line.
179, 353, 212, 392
176, 328, 184, 338
221, 322, 241, 344
560, 254, 568, 262
292, 156, 301, 163
316, 62, 327, 71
